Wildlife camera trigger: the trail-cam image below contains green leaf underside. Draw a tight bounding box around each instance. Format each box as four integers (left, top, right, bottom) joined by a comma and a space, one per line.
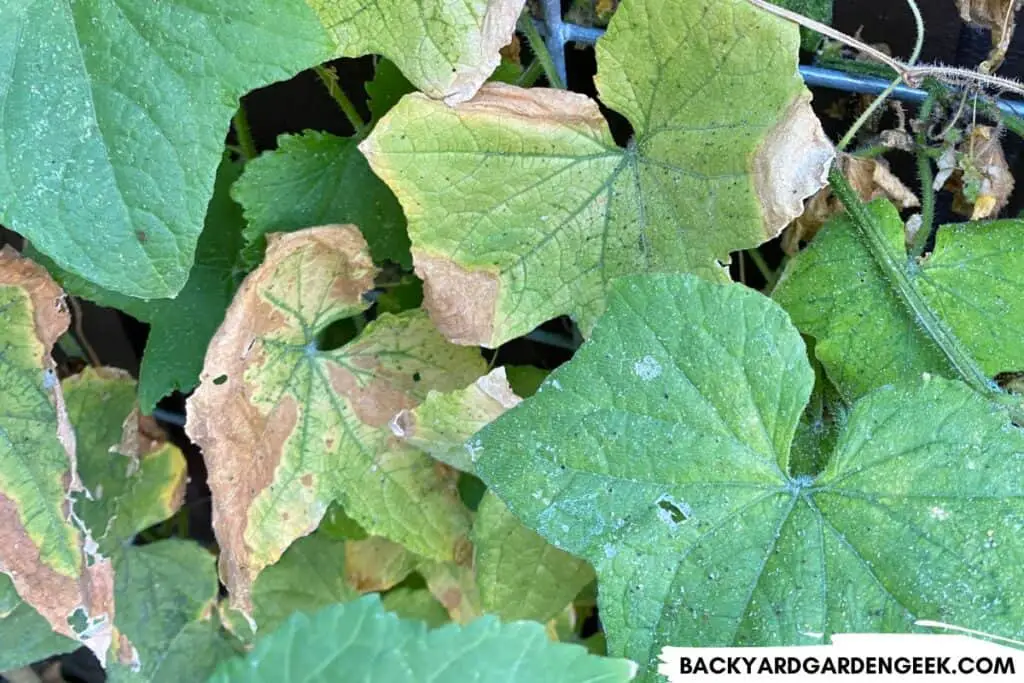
0, 0, 331, 298
307, 0, 522, 104
208, 594, 637, 682
474, 274, 1024, 678
109, 540, 231, 683
362, 0, 831, 347
774, 200, 1024, 402
232, 131, 410, 269
186, 227, 484, 610
0, 574, 77, 671
32, 159, 247, 412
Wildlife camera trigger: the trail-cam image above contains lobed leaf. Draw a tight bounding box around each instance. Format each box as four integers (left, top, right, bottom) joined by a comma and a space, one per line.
308, 0, 525, 105
232, 131, 410, 270
474, 274, 1024, 679
186, 225, 484, 613
361, 0, 833, 347
0, 0, 332, 298
773, 200, 1024, 401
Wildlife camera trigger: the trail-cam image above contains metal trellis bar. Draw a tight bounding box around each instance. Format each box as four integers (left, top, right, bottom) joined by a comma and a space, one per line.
534, 0, 1024, 119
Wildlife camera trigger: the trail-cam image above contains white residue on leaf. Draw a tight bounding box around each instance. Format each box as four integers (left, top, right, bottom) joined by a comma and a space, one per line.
465, 437, 483, 463
632, 355, 662, 381
604, 543, 617, 558
930, 506, 950, 521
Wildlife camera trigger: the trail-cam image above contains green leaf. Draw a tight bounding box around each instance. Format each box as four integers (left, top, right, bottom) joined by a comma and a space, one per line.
0, 1, 332, 298
251, 531, 356, 635
32, 159, 248, 412
773, 199, 1024, 402
308, 0, 523, 105
208, 594, 638, 682
381, 587, 450, 628
0, 573, 77, 671
474, 274, 1024, 678
0, 249, 114, 655
473, 492, 594, 623
186, 226, 484, 613
391, 367, 522, 472
777, 0, 833, 50
360, 0, 834, 347
64, 368, 188, 556
232, 131, 410, 270
108, 540, 234, 683
366, 58, 416, 125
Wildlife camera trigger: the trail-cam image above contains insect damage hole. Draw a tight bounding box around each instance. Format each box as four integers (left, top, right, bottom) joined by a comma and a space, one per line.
655, 494, 691, 527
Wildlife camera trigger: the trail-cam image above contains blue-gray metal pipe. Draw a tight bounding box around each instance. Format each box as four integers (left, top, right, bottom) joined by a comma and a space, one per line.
535, 17, 1024, 120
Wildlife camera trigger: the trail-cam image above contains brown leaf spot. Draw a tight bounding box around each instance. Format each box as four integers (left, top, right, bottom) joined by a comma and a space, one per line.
414, 250, 500, 347
441, 588, 463, 610
751, 90, 835, 240
300, 474, 313, 488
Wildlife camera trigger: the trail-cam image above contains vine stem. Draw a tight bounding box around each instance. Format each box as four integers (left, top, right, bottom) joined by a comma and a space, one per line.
828, 166, 1023, 420
518, 16, 565, 89
232, 104, 258, 162
909, 89, 938, 259
314, 65, 370, 139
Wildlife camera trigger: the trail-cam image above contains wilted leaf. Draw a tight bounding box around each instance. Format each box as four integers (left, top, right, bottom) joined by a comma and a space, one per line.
232, 132, 410, 270
474, 274, 1024, 679
361, 0, 833, 347
61, 367, 230, 680
0, 248, 113, 659
774, 200, 1024, 401
208, 595, 638, 682
952, 126, 1015, 220
783, 154, 918, 254
186, 226, 484, 613
957, 0, 1023, 69
345, 536, 418, 593
308, 0, 525, 105
0, 573, 77, 671
419, 560, 482, 624
0, 1, 331, 298
391, 367, 521, 471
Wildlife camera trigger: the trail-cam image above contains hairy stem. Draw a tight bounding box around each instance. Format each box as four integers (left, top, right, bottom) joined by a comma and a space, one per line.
518, 15, 565, 89
828, 166, 1019, 417
315, 65, 370, 139
232, 104, 258, 162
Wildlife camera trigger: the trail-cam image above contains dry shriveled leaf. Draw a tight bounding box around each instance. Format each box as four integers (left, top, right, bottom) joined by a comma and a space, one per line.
0, 248, 114, 661
946, 126, 1015, 220
345, 536, 418, 592
957, 0, 1023, 69
783, 154, 918, 254
187, 226, 484, 613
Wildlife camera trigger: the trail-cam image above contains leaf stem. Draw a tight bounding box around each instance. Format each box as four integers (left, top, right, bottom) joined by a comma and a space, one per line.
315, 65, 370, 139
518, 16, 565, 89
828, 167, 1017, 413
745, 249, 778, 290
232, 104, 258, 162
517, 60, 546, 88
909, 90, 937, 259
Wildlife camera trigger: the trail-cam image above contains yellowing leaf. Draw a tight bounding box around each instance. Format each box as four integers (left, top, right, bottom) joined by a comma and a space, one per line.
0, 248, 114, 661
186, 226, 485, 613
361, 0, 833, 347
308, 0, 525, 104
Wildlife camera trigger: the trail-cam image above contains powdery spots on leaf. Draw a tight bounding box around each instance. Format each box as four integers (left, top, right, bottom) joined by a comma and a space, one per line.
633, 355, 662, 381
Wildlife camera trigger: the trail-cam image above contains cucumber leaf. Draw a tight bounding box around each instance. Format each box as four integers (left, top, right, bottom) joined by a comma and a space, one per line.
474, 274, 1024, 679
0, 0, 332, 298
361, 0, 833, 347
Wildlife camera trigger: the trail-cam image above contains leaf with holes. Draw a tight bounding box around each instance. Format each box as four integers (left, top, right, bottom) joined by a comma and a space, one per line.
0, 248, 115, 661
186, 225, 485, 614
208, 594, 638, 682
773, 199, 1024, 402
61, 366, 232, 681
0, 1, 332, 298
360, 0, 834, 347
308, 0, 525, 105
232, 131, 410, 270
473, 274, 1024, 680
